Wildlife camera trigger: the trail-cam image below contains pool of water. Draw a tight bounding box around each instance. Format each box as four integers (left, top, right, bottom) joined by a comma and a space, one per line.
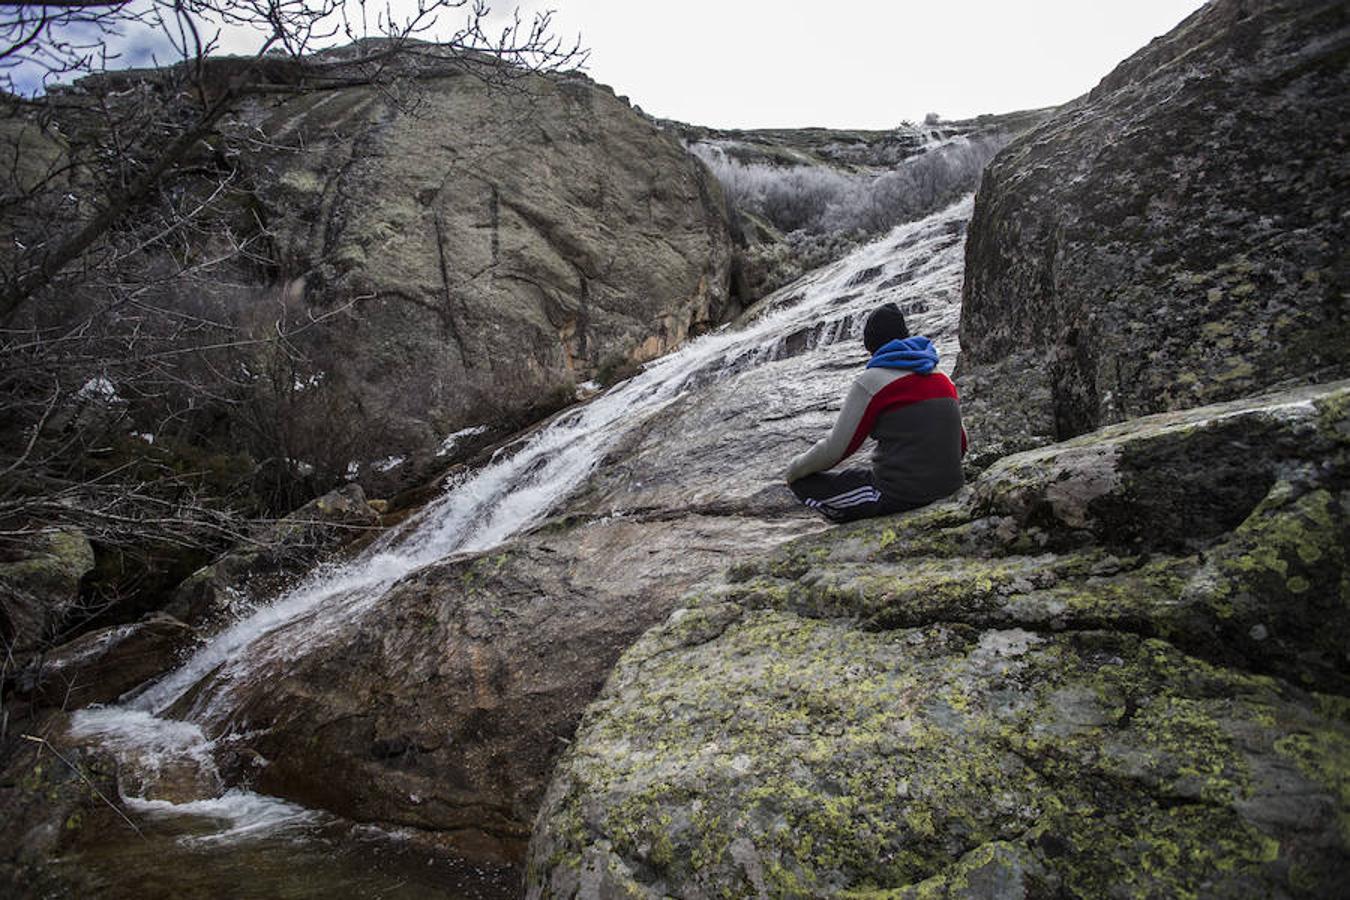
55, 804, 520, 899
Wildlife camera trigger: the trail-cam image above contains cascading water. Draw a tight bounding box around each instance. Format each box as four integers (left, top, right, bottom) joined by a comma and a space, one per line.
67, 195, 974, 863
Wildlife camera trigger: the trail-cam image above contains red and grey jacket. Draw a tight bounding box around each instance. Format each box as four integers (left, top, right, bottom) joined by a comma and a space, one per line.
785, 368, 967, 506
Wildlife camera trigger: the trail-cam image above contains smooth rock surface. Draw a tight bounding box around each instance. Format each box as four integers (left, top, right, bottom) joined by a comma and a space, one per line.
527, 382, 1349, 898
219, 513, 818, 861
958, 0, 1349, 461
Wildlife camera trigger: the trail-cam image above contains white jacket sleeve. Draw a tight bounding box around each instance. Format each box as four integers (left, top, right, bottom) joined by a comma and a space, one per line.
784, 379, 872, 483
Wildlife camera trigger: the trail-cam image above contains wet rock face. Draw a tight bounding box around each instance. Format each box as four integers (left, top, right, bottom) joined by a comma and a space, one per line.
17, 614, 197, 710
223, 513, 817, 862
527, 382, 1349, 898
164, 483, 379, 630
195, 202, 971, 861
236, 71, 735, 492
958, 0, 1349, 458
198, 362, 830, 859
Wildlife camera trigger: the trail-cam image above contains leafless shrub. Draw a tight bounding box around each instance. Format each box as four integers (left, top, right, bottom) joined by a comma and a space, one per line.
693, 133, 1009, 239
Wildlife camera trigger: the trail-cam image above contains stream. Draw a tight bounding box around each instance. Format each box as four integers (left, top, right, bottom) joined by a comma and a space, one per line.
59, 195, 975, 897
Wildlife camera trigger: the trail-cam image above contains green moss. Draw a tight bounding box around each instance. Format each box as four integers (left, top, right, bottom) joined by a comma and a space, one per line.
1218, 486, 1336, 583
1314, 388, 1350, 442
1137, 696, 1250, 802
1312, 693, 1350, 725
1275, 729, 1350, 844
839, 841, 1043, 900
533, 384, 1350, 897
0, 530, 95, 588
1045, 804, 1280, 900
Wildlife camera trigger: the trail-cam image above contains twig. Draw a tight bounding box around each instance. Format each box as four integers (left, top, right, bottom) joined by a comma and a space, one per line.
20, 733, 146, 838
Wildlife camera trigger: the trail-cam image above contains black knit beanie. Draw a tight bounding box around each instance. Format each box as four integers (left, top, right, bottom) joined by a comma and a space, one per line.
863, 302, 909, 354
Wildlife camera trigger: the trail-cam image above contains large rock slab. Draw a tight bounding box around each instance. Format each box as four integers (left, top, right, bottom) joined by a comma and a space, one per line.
5, 58, 736, 505
184, 200, 975, 861
226, 66, 735, 492
527, 381, 1349, 898
214, 513, 816, 862
957, 0, 1349, 461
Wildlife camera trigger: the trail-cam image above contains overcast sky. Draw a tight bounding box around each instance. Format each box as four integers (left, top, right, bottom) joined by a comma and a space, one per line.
518, 1, 1209, 128
17, 1, 1210, 128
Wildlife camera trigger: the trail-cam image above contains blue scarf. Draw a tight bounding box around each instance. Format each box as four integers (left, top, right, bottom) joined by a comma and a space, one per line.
866, 336, 939, 374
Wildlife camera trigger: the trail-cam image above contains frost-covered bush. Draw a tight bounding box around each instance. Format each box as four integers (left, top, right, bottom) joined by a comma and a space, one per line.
691, 134, 1007, 239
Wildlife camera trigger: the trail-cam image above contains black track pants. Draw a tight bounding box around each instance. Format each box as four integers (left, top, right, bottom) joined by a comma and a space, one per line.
789, 468, 901, 523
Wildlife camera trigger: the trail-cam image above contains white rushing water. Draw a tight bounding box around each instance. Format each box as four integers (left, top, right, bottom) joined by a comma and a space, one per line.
70, 194, 974, 843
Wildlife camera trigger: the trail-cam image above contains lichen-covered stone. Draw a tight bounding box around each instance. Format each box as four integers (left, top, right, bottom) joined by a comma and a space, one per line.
957, 0, 1349, 458
527, 382, 1349, 898
225, 67, 736, 493
0, 713, 112, 899
9, 58, 738, 499
0, 530, 95, 655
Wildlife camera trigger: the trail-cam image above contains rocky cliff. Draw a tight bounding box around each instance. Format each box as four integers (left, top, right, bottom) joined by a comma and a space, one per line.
0, 54, 742, 654
957, 0, 1348, 462
236, 67, 737, 490
2, 58, 737, 506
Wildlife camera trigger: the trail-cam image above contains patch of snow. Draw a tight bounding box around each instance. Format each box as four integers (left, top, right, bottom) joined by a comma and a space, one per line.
373, 455, 405, 473
76, 376, 122, 403
436, 425, 490, 457
292, 372, 325, 392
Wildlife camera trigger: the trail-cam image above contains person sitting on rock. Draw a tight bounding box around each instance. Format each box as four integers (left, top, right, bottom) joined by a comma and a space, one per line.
785, 302, 967, 522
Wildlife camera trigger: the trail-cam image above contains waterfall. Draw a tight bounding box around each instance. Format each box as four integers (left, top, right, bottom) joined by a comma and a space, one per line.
69, 194, 974, 846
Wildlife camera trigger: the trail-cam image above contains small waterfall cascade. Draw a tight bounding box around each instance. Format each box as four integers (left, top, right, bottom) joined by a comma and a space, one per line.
68, 195, 974, 849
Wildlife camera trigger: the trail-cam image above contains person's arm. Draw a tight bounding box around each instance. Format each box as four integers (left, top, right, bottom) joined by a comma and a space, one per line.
784, 379, 872, 483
